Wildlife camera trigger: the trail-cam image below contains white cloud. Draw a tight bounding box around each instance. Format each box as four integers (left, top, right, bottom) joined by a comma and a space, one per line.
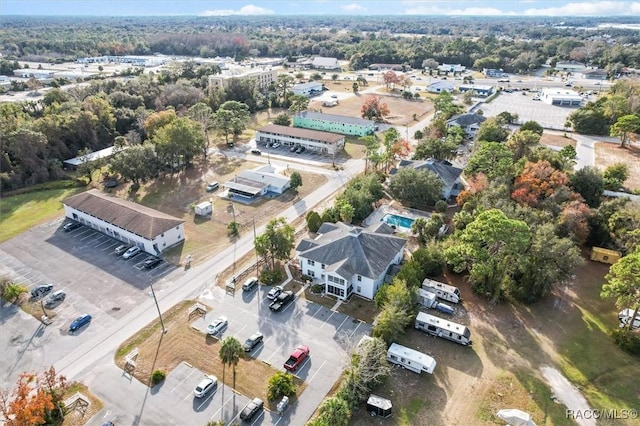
201, 4, 274, 16
342, 3, 365, 11
523, 1, 640, 16
402, 1, 640, 15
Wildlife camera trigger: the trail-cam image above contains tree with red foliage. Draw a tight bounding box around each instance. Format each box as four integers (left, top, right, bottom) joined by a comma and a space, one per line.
456, 173, 490, 206
391, 139, 411, 159
382, 71, 399, 91
511, 160, 570, 208
360, 95, 390, 122
558, 199, 592, 245
0, 367, 69, 426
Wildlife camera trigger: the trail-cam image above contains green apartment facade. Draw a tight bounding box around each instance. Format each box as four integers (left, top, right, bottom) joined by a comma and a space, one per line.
293, 111, 375, 137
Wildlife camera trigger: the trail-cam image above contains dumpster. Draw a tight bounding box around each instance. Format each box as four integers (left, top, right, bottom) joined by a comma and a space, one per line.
367, 394, 392, 418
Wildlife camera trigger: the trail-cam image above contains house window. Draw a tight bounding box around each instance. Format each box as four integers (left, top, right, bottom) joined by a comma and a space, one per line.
357, 275, 362, 281
321, 264, 325, 269
308, 270, 315, 277
357, 286, 361, 292
307, 259, 315, 266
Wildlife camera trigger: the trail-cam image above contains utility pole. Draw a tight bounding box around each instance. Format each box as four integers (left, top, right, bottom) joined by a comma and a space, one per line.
149, 282, 167, 334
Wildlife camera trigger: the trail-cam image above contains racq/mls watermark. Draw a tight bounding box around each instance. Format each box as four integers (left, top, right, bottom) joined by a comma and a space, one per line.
566, 408, 638, 420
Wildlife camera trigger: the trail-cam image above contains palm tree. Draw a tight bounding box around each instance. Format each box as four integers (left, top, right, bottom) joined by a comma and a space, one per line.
219, 336, 243, 389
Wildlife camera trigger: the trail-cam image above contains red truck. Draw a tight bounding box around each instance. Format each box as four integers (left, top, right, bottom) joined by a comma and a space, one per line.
284, 345, 310, 372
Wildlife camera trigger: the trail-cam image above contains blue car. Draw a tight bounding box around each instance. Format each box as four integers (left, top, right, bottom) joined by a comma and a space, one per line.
69, 314, 92, 332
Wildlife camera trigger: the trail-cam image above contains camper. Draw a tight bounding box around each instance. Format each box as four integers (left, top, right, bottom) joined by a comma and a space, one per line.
417, 288, 454, 315
366, 394, 393, 418
414, 312, 472, 346
619, 308, 640, 329
386, 342, 437, 374
421, 278, 461, 304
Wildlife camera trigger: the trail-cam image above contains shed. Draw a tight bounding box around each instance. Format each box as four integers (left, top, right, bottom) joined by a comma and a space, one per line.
367, 394, 393, 418
194, 201, 213, 216
590, 247, 621, 264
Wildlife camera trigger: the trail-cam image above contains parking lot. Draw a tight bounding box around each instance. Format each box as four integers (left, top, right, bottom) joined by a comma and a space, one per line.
0, 217, 180, 387
479, 90, 585, 129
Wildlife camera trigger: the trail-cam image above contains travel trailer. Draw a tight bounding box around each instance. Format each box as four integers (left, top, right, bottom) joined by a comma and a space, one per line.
421, 278, 461, 304
414, 312, 472, 346
386, 342, 437, 374
619, 308, 640, 329
417, 288, 454, 315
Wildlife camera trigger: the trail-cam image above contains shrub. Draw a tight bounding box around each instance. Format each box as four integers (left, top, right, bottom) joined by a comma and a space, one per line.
306, 211, 322, 233
260, 268, 283, 285
310, 284, 324, 293
1, 279, 28, 302
227, 221, 240, 237
267, 372, 296, 400
151, 369, 166, 385
611, 329, 640, 355
434, 200, 448, 213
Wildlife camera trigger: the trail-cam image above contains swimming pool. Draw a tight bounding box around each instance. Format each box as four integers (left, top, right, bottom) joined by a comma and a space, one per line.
382, 213, 415, 230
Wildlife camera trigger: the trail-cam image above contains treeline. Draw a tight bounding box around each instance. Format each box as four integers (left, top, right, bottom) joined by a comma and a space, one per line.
1, 16, 640, 71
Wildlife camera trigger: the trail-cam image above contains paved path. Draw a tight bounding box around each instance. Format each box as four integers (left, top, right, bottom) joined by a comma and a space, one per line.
541, 365, 596, 426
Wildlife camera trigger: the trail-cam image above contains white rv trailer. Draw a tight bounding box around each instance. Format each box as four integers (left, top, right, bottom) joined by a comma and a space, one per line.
619, 308, 640, 329
386, 342, 437, 374
414, 311, 472, 345
417, 288, 454, 315
421, 278, 461, 304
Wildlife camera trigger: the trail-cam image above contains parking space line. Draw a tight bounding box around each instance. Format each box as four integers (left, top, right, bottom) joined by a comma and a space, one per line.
78, 231, 98, 241
334, 315, 349, 332
318, 310, 336, 330
170, 368, 197, 393
348, 321, 364, 339
196, 391, 215, 411
307, 359, 327, 385
265, 341, 286, 364
209, 391, 238, 422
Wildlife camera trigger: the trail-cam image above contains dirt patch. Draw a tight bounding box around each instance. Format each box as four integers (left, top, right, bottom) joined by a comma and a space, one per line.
309, 83, 433, 127
114, 301, 306, 408
108, 156, 327, 266
540, 133, 576, 148
594, 142, 640, 190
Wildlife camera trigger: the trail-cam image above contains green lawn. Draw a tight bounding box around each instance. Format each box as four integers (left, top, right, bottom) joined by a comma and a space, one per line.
0, 181, 86, 242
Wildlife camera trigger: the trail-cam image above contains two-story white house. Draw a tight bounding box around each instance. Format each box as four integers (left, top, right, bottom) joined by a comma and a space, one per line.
296, 222, 407, 301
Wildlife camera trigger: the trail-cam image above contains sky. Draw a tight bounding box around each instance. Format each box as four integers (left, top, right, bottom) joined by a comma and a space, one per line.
2, 0, 640, 16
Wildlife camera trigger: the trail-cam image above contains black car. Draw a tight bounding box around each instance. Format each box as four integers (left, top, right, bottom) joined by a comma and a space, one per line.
30, 284, 54, 299
143, 257, 162, 269
240, 398, 264, 422
243, 332, 264, 352
63, 221, 82, 232
269, 291, 294, 312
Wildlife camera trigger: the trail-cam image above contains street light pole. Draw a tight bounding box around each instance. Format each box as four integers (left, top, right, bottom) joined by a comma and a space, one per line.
149, 282, 167, 334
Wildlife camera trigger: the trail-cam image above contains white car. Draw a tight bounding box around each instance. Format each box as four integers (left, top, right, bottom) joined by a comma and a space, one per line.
194, 376, 217, 398
206, 316, 228, 336
122, 246, 142, 259
267, 285, 283, 300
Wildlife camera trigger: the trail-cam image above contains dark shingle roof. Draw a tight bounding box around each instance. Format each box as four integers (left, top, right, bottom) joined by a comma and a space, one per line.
392, 159, 463, 190
296, 222, 406, 280
63, 189, 184, 239
446, 113, 486, 127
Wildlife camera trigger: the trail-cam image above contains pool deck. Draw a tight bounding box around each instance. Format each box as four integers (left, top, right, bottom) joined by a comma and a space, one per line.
364, 202, 432, 232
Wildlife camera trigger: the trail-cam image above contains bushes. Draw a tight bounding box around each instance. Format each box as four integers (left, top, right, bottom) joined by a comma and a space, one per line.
267, 372, 296, 400
151, 369, 166, 385
260, 268, 283, 285
611, 329, 640, 355
1, 278, 28, 302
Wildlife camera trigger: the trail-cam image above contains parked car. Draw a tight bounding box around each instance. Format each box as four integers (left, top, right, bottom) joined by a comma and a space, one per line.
206, 316, 228, 336
206, 182, 220, 192
284, 345, 310, 372
69, 314, 92, 332
267, 285, 283, 300
498, 78, 510, 82
114, 244, 131, 255
143, 257, 162, 269
243, 332, 264, 352
31, 284, 54, 299
290, 144, 300, 152
63, 221, 82, 232
44, 290, 66, 307
296, 146, 306, 154
240, 398, 264, 422
194, 376, 217, 398
242, 277, 259, 292
122, 246, 142, 259
250, 149, 262, 155
272, 142, 281, 149
269, 291, 294, 312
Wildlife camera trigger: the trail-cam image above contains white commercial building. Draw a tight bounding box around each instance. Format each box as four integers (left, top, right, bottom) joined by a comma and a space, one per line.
291, 81, 323, 97
540, 88, 583, 106
223, 164, 290, 200
209, 68, 278, 91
